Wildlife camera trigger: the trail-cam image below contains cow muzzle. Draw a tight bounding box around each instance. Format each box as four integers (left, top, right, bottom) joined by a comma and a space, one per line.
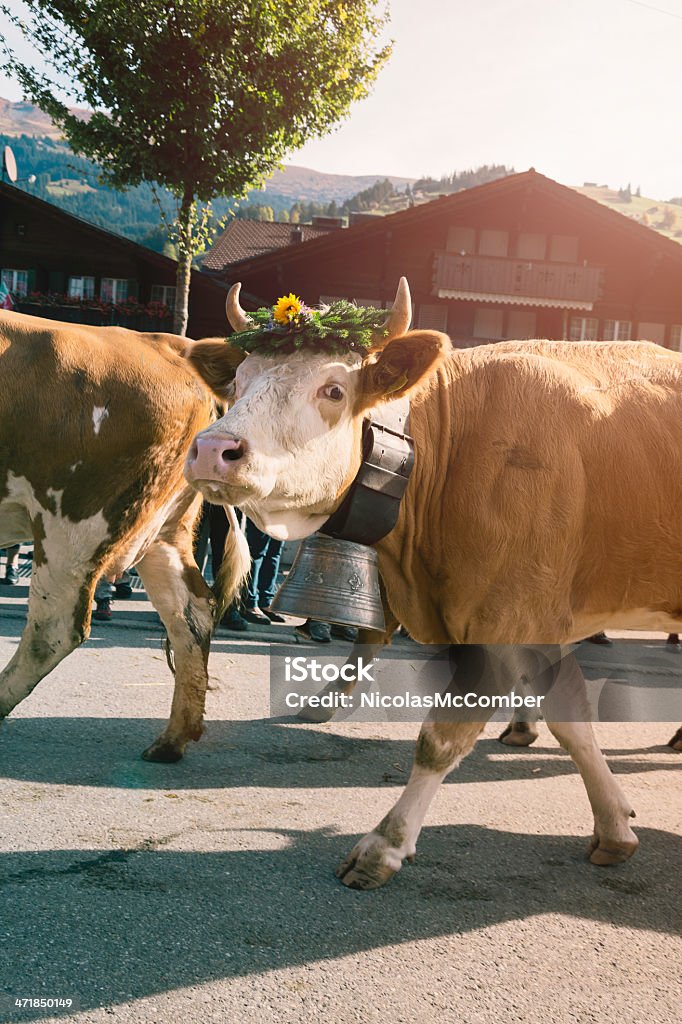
184, 434, 248, 484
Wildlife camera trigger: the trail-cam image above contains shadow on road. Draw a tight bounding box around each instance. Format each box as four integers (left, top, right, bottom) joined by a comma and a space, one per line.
0, 823, 680, 1019
0, 717, 679, 791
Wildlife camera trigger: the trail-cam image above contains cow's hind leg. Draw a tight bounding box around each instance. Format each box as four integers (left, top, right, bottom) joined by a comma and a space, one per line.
498, 680, 540, 746
668, 726, 682, 751
136, 537, 215, 763
544, 652, 638, 865
337, 719, 486, 889
0, 559, 97, 718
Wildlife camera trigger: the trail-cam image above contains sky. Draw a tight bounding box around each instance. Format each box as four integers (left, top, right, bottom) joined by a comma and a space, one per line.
2, 0, 682, 198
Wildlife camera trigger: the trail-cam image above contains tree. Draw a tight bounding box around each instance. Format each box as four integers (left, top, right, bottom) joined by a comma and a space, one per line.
1, 1, 391, 334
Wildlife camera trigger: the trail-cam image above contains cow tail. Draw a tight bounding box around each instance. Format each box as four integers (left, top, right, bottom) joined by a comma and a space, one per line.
212, 505, 251, 623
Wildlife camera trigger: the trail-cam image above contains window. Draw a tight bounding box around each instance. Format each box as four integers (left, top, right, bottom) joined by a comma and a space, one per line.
478, 230, 509, 257
100, 278, 129, 303
670, 325, 682, 351
446, 226, 476, 253
1, 269, 28, 297
416, 304, 448, 331
637, 322, 665, 345
150, 284, 176, 310
517, 234, 546, 260
319, 295, 345, 305
68, 276, 95, 300
506, 311, 536, 339
602, 319, 632, 341
549, 235, 579, 263
473, 308, 504, 340
570, 317, 598, 341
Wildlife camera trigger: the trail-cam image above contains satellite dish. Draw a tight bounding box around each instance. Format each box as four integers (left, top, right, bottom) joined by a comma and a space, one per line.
3, 145, 17, 183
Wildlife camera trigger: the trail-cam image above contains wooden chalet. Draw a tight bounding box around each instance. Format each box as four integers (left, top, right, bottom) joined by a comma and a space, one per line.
203, 169, 682, 350
0, 181, 227, 338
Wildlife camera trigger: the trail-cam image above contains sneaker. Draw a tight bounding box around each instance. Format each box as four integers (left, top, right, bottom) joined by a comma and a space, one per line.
2, 566, 18, 585
93, 599, 113, 621
296, 620, 332, 643
114, 581, 133, 599
241, 607, 272, 625
221, 609, 249, 631
331, 624, 359, 642
260, 607, 287, 623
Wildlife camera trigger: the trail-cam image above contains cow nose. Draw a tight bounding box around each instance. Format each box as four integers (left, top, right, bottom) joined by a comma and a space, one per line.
186, 434, 247, 479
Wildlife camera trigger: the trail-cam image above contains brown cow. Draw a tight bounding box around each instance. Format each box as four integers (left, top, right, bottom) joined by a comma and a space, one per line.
0, 309, 249, 762
183, 277, 682, 888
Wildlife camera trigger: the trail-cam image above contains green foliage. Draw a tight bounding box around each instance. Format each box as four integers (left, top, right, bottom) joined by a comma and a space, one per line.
231, 299, 389, 356
413, 164, 513, 195
1, 0, 391, 332
1, 1, 390, 199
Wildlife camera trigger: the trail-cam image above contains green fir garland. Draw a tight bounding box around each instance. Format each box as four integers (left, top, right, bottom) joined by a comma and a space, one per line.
230, 300, 390, 356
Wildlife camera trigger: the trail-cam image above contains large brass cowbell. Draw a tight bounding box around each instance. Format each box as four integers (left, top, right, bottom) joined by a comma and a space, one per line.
269, 534, 385, 630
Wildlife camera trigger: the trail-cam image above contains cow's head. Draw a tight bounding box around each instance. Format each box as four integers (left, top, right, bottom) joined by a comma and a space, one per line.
184, 279, 449, 540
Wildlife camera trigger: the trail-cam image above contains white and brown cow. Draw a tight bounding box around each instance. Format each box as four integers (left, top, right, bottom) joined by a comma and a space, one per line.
184, 278, 682, 888
0, 309, 249, 762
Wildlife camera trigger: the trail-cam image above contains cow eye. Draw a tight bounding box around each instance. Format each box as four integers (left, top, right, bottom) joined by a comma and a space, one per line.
321, 383, 345, 402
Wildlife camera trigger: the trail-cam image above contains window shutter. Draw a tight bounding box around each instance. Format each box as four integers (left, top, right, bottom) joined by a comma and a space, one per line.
27, 269, 37, 294
128, 279, 139, 299
48, 270, 65, 293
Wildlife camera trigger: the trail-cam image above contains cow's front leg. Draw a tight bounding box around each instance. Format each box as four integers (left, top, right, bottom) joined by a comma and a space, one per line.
297, 621, 397, 724
0, 561, 97, 717
336, 720, 486, 889
544, 652, 638, 864
136, 539, 215, 763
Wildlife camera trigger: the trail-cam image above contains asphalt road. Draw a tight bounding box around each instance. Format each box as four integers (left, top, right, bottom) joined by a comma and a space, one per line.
0, 585, 681, 1024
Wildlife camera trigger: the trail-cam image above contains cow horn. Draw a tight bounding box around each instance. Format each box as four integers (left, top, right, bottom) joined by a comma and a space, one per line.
225, 282, 252, 332
382, 277, 412, 341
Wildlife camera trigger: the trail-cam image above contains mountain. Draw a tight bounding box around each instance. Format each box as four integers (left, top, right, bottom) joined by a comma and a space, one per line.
0, 96, 413, 202
0, 97, 89, 139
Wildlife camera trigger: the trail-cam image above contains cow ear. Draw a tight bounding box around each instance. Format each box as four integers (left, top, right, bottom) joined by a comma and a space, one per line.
186, 340, 246, 400
355, 330, 450, 413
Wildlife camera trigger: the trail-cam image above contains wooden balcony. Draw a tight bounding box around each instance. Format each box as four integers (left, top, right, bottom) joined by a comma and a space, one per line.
433, 252, 603, 308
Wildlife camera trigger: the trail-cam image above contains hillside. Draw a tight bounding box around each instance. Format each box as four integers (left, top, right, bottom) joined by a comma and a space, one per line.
3, 96, 681, 252
574, 183, 682, 242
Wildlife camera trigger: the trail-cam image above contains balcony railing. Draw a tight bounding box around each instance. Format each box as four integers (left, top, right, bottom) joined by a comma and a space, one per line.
433, 252, 603, 306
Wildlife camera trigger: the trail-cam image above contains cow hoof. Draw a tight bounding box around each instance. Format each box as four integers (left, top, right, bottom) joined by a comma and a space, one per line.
667, 727, 682, 751
498, 722, 539, 746
141, 739, 185, 763
336, 832, 411, 890
297, 703, 335, 724
587, 831, 639, 866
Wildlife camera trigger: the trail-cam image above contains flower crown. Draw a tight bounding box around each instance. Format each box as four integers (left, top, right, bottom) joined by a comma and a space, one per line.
229, 293, 390, 356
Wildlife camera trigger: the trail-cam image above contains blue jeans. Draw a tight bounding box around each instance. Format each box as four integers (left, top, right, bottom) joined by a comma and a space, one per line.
244, 519, 284, 609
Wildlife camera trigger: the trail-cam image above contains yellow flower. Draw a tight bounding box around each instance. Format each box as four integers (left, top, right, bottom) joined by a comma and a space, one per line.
273, 293, 302, 324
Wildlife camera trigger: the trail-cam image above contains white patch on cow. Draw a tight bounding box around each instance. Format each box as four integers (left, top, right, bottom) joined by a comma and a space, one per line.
92, 405, 109, 435
0, 474, 112, 714
4, 474, 110, 575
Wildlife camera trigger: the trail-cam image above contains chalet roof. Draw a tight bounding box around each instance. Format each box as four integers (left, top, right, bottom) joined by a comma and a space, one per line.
202, 220, 332, 272
211, 169, 682, 288
0, 180, 223, 295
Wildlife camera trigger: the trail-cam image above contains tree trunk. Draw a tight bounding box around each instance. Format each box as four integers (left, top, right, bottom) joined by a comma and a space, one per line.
173, 188, 195, 336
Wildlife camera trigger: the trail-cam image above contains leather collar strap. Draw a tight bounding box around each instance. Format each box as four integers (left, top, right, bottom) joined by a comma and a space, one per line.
321, 397, 414, 546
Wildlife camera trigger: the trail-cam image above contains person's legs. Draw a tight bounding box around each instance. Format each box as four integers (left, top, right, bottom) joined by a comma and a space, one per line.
257, 537, 285, 609
1, 545, 21, 585
243, 518, 271, 615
